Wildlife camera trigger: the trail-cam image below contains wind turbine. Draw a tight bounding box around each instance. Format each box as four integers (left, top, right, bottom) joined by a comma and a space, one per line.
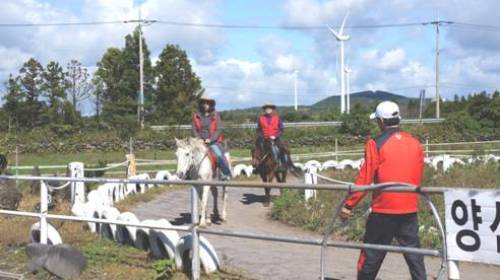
344, 66, 352, 114
328, 13, 350, 114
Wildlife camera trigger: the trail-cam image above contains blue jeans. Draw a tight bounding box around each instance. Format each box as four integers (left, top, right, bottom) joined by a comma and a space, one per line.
210, 144, 231, 177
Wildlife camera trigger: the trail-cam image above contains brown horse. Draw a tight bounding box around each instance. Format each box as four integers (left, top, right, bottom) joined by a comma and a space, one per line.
251, 138, 298, 206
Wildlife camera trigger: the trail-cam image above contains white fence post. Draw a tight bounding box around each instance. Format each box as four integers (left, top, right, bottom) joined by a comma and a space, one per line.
40, 180, 48, 244
69, 162, 85, 205
191, 186, 200, 280
448, 260, 460, 279
304, 167, 318, 201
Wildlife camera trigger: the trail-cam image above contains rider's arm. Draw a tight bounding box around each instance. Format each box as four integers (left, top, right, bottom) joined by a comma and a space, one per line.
344, 139, 379, 210
210, 113, 223, 143
256, 119, 263, 138
192, 115, 201, 138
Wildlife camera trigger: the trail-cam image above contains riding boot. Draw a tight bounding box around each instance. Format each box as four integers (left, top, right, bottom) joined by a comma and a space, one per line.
218, 157, 232, 180
280, 154, 289, 171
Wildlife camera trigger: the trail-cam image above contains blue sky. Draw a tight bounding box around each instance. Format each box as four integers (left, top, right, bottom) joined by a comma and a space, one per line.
0, 0, 499, 112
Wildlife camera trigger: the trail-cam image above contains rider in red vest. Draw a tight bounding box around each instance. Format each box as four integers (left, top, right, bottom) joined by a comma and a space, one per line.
192, 95, 231, 180
340, 101, 426, 280
256, 102, 287, 168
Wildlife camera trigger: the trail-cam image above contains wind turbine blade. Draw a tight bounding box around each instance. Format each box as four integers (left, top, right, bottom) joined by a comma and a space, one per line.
327, 25, 341, 40
339, 12, 350, 34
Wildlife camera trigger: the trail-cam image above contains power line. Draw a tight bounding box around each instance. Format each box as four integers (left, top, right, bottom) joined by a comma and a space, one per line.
452, 22, 500, 31
154, 20, 426, 30
0, 20, 126, 27
0, 19, 433, 30
2, 18, 500, 33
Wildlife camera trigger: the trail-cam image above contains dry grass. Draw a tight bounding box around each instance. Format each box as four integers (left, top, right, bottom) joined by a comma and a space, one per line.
0, 183, 254, 280
271, 162, 500, 247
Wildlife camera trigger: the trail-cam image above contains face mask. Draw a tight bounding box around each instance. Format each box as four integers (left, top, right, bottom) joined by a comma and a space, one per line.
265, 108, 273, 114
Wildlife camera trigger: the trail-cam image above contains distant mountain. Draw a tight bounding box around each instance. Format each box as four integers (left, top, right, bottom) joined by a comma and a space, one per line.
312, 90, 415, 110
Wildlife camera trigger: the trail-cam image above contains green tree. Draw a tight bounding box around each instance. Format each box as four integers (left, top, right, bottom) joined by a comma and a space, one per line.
42, 61, 68, 124
153, 44, 203, 124
90, 76, 105, 127
95, 47, 138, 136
2, 75, 24, 130
339, 103, 374, 136
94, 28, 153, 135
19, 58, 45, 128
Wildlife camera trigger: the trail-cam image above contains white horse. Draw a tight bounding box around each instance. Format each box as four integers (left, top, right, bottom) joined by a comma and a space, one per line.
175, 138, 229, 227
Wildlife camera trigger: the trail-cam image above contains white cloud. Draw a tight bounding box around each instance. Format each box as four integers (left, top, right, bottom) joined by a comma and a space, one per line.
362, 48, 407, 71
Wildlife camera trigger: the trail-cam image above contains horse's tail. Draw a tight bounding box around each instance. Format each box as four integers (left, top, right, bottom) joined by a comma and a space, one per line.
286, 154, 303, 177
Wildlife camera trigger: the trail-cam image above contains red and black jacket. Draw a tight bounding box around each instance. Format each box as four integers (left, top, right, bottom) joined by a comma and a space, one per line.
192, 112, 224, 144
345, 128, 424, 214
257, 114, 283, 139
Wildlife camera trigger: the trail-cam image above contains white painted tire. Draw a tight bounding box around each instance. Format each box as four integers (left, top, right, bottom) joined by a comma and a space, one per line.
304, 160, 322, 170
146, 219, 180, 260
155, 170, 173, 187
352, 159, 364, 170
30, 222, 63, 245
88, 189, 113, 207
175, 234, 220, 274
99, 207, 121, 240
244, 165, 254, 177
294, 162, 305, 171
115, 212, 139, 245
322, 160, 338, 170
129, 174, 152, 193
134, 220, 152, 251
71, 201, 101, 232
233, 164, 247, 177
338, 159, 355, 169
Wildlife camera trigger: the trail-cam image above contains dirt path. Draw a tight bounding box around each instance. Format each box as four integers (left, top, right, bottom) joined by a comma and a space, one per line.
131, 178, 500, 280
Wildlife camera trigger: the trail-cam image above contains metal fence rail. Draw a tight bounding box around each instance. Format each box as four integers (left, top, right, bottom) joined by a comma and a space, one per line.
150, 118, 445, 131
0, 174, 459, 279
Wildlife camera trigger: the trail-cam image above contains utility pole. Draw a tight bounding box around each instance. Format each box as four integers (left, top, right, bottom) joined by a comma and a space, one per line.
138, 7, 145, 129
419, 89, 426, 122
294, 70, 298, 111
428, 20, 452, 119
124, 8, 156, 129
435, 21, 440, 119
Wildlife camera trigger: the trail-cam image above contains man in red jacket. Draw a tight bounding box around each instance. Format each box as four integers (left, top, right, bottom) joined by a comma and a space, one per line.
340, 101, 427, 280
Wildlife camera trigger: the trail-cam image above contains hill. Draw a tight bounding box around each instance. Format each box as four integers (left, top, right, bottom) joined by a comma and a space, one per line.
312, 90, 415, 110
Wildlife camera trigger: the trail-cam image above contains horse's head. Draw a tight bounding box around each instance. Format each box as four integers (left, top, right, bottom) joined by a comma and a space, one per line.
175, 138, 194, 179
175, 138, 208, 179
251, 139, 272, 169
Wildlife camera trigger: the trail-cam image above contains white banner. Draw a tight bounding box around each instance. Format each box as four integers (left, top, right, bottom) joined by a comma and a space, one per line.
444, 189, 500, 265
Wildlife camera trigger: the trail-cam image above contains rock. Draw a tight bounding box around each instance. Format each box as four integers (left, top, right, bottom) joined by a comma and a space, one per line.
26, 243, 87, 279
0, 178, 22, 210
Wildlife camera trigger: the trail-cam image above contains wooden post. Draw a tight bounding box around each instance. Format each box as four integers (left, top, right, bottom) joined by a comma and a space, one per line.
425, 138, 429, 158
335, 138, 339, 162
126, 154, 136, 177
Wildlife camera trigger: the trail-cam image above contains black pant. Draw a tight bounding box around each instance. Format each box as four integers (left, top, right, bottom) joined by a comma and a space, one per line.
357, 213, 427, 280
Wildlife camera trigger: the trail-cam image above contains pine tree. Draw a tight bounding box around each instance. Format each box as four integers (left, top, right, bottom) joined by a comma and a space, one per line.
153, 44, 203, 124
19, 58, 44, 128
